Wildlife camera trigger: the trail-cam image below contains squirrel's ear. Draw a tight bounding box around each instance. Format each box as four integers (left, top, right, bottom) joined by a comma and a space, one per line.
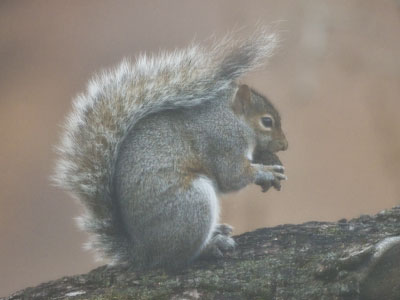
232, 84, 251, 115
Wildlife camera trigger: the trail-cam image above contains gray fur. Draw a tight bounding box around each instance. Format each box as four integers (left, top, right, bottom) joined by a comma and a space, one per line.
113, 96, 251, 267
53, 28, 280, 266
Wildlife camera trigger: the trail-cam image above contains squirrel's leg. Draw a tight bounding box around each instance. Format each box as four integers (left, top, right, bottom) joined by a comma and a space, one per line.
131, 176, 221, 269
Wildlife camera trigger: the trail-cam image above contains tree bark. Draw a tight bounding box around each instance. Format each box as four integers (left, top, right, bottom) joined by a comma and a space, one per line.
4, 206, 400, 300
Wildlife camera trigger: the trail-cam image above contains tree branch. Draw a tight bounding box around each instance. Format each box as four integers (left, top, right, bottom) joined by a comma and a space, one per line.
5, 206, 400, 300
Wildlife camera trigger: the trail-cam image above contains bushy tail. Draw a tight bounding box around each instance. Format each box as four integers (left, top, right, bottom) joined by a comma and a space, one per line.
53, 28, 278, 264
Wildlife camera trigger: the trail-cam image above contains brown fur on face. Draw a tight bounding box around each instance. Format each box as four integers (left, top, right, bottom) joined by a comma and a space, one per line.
232, 84, 288, 155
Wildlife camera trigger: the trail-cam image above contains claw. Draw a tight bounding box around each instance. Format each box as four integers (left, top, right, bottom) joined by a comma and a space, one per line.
274, 172, 287, 180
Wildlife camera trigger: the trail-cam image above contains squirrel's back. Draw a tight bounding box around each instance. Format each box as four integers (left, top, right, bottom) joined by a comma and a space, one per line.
54, 28, 278, 265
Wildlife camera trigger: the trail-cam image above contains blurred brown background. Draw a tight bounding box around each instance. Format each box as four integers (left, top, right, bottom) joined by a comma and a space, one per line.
1, 0, 399, 296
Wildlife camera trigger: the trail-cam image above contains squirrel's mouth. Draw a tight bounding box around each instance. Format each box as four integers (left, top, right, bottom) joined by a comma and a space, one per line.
252, 150, 283, 167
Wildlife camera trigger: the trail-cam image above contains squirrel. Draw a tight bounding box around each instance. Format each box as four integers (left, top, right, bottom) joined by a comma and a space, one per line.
54, 28, 288, 270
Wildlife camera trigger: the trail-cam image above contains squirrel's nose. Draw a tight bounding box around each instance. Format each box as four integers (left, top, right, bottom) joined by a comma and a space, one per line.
279, 138, 288, 151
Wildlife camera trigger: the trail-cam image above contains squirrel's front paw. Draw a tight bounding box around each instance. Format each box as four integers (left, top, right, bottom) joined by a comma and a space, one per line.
253, 164, 287, 192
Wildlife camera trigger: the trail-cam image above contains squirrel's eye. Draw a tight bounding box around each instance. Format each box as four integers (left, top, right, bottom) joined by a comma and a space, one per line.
261, 116, 273, 128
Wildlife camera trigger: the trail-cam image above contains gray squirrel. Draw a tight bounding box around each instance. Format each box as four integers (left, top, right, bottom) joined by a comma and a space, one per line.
54, 29, 288, 270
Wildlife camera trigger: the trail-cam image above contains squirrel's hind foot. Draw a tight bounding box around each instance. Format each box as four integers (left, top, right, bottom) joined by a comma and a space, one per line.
199, 223, 236, 259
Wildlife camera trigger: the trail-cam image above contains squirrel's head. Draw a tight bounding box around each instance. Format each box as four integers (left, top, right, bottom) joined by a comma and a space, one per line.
231, 84, 288, 154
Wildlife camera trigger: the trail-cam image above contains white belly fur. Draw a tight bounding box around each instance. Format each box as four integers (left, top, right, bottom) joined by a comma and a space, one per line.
192, 176, 219, 250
